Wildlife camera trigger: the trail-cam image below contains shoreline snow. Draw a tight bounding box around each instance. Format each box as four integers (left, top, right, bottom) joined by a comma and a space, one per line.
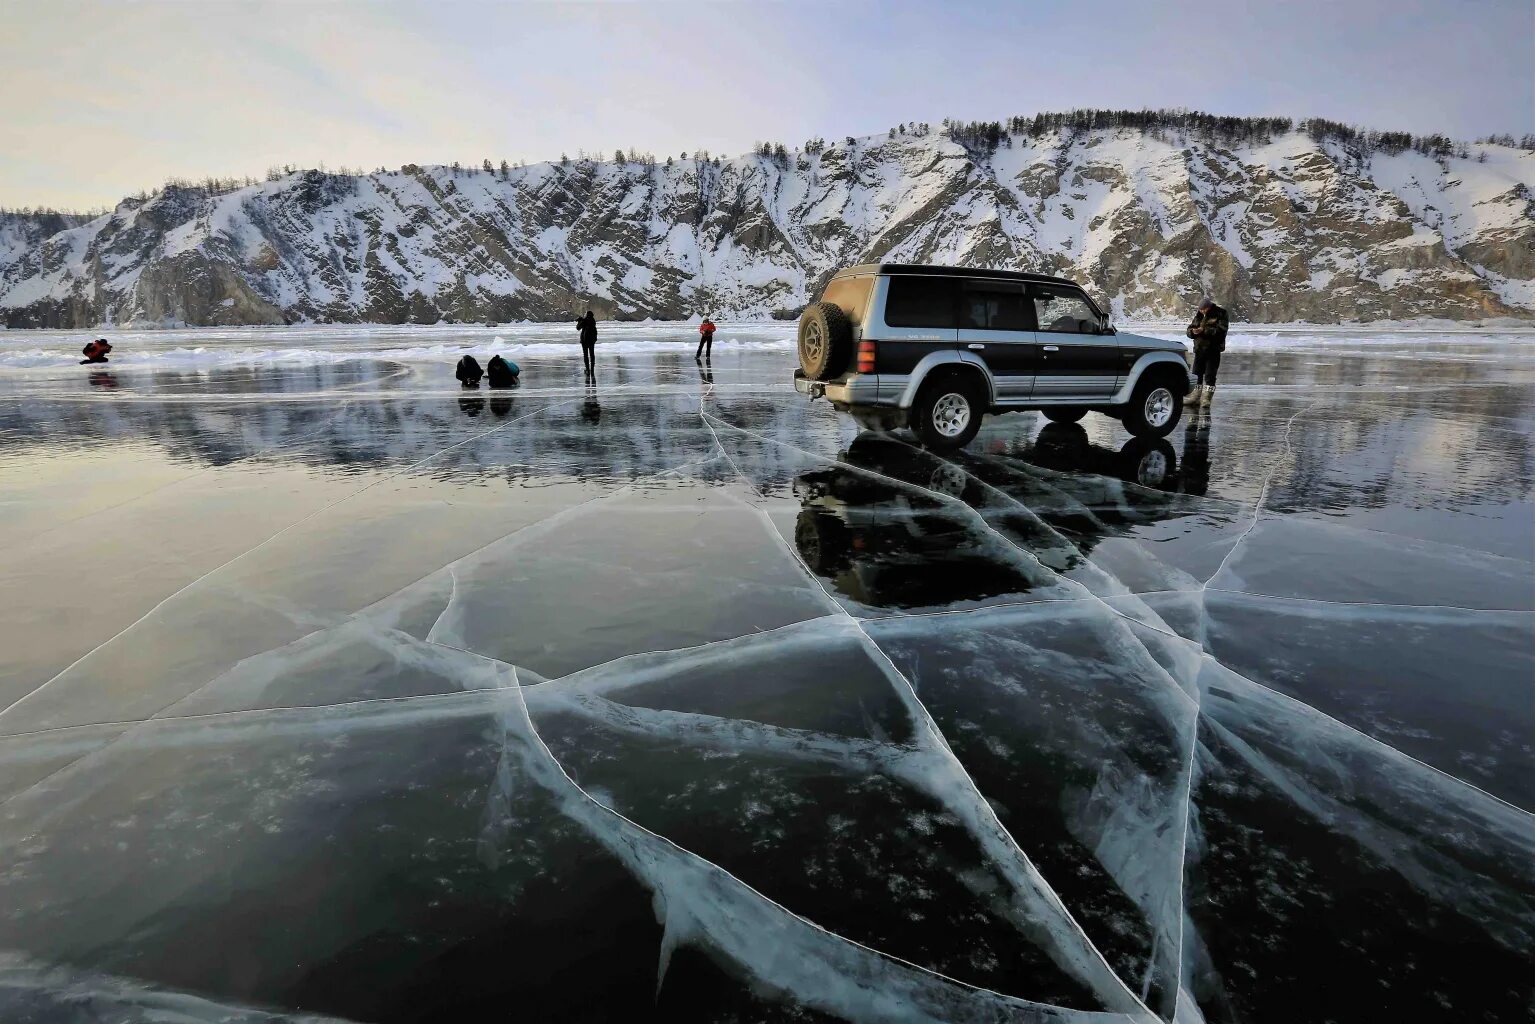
1, 321, 1532, 372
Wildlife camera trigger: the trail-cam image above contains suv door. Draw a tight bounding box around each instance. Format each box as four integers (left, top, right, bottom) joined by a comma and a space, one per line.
1028, 284, 1119, 400
956, 278, 1034, 403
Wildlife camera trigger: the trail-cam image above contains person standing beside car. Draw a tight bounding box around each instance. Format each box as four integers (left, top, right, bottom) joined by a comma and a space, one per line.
574, 310, 598, 378
1185, 297, 1228, 407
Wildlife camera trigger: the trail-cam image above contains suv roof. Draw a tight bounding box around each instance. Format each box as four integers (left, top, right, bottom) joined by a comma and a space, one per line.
830, 263, 1079, 289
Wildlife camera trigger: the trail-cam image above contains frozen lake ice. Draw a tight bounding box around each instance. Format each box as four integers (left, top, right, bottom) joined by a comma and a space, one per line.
0, 324, 1531, 1023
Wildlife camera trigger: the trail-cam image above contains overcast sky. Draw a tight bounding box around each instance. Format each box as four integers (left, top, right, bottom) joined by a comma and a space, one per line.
4, 0, 1532, 211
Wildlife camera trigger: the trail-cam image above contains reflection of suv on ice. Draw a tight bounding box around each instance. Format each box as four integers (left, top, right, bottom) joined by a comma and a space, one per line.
790, 431, 1203, 610
792, 264, 1194, 449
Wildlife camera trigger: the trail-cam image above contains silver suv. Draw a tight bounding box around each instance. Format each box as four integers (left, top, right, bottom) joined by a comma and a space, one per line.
792, 263, 1194, 449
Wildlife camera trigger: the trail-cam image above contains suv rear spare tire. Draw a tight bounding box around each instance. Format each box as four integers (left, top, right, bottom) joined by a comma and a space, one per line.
798, 302, 853, 381
1122, 372, 1182, 438
911, 374, 985, 450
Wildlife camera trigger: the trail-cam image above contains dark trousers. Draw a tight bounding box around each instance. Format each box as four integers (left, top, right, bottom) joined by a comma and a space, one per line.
695, 335, 712, 360
580, 341, 595, 375
1193, 346, 1222, 386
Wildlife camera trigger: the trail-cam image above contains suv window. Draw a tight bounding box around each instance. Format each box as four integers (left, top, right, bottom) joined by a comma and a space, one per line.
820, 275, 873, 327
959, 280, 1030, 331
884, 276, 956, 329
1032, 285, 1102, 335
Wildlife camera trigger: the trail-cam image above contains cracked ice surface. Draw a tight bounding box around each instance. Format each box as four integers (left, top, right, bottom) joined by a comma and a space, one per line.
0, 333, 1532, 1023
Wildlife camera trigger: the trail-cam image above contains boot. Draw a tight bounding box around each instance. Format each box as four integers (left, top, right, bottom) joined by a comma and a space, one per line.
1187, 385, 1204, 408
1202, 385, 1216, 406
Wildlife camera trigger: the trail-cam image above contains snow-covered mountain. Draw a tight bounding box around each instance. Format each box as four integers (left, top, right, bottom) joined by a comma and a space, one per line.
3, 119, 1532, 327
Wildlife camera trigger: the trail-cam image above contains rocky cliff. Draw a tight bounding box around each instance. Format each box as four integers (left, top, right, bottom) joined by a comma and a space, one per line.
3, 120, 1531, 327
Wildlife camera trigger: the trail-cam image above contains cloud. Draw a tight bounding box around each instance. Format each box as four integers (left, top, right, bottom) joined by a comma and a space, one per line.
2, 0, 1530, 210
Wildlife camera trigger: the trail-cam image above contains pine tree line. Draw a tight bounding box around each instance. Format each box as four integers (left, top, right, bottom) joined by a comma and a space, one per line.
1476, 133, 1535, 151
928, 108, 1527, 161
753, 141, 791, 169
12, 109, 1530, 217
0, 205, 106, 220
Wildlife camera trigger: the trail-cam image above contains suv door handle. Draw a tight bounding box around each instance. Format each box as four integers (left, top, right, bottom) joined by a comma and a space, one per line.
967, 344, 985, 350
1042, 345, 1060, 352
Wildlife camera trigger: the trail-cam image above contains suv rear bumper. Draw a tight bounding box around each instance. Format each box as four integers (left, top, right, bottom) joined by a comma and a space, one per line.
794, 371, 903, 407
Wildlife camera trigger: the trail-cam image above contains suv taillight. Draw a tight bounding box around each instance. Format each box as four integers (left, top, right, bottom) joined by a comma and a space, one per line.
856, 340, 877, 374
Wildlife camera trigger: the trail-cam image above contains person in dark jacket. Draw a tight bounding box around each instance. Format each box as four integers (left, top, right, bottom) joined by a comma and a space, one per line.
695, 316, 717, 362
575, 310, 597, 377
455, 354, 483, 387
1185, 298, 1229, 407
486, 354, 519, 388
80, 338, 113, 364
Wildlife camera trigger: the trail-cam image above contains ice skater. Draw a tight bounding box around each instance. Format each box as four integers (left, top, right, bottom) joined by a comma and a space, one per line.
575, 309, 598, 377
486, 354, 520, 388
455, 354, 483, 388
80, 338, 112, 364
1185, 297, 1228, 407
695, 316, 717, 362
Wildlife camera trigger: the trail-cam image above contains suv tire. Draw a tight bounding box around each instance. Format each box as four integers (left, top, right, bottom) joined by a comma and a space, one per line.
794, 508, 849, 574
1118, 437, 1177, 489
911, 374, 985, 450
1042, 406, 1087, 424
798, 302, 853, 381
1122, 371, 1183, 438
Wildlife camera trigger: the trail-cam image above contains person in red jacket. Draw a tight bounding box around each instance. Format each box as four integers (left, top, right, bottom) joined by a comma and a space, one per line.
695, 317, 717, 362
79, 338, 113, 364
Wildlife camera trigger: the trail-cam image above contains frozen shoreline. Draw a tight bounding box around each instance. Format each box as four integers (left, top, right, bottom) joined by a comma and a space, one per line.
0, 320, 1532, 372
3, 316, 1533, 334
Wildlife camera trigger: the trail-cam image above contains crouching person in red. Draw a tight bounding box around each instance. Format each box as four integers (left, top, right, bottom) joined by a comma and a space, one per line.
80, 338, 113, 364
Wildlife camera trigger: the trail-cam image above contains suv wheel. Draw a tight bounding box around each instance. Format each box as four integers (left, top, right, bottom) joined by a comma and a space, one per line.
797, 302, 853, 381
1122, 373, 1182, 438
1119, 437, 1178, 489
1042, 406, 1087, 424
911, 375, 984, 450
794, 508, 849, 574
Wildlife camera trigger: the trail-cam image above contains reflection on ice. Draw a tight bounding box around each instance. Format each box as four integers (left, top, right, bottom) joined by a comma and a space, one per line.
1205, 592, 1535, 805
0, 339, 1532, 1022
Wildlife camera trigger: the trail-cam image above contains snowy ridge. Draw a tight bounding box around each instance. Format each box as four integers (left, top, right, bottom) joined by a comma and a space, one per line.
1, 123, 1531, 328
